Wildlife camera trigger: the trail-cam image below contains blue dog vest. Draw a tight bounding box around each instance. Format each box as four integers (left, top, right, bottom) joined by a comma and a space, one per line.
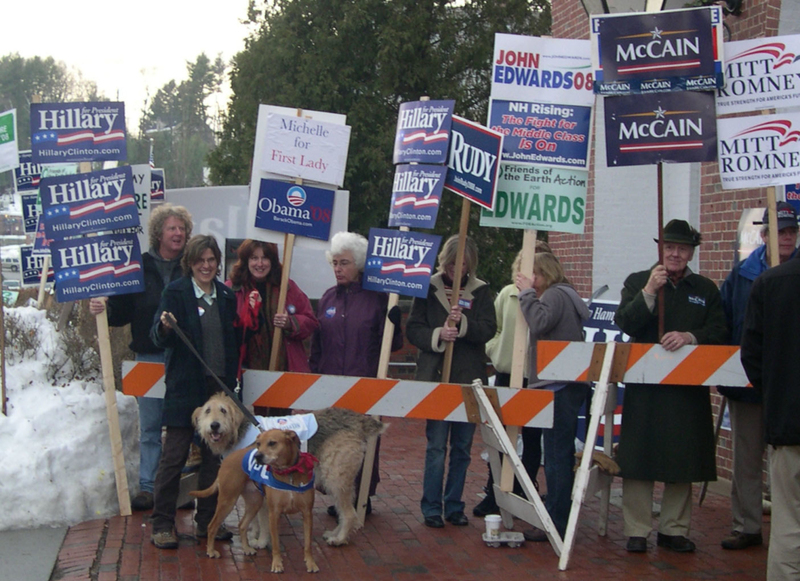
242, 448, 315, 494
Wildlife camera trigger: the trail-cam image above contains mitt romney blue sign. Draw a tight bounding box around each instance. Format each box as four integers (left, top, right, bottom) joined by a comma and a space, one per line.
40, 166, 138, 239
363, 228, 441, 299
445, 116, 503, 210
393, 100, 455, 165
605, 91, 717, 167
30, 102, 127, 163
591, 6, 724, 95
254, 179, 334, 241
51, 233, 144, 302
388, 164, 446, 229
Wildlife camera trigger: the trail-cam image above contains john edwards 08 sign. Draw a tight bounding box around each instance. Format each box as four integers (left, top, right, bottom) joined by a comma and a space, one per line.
51, 233, 143, 302
31, 102, 127, 163
591, 6, 724, 95
254, 179, 334, 241
480, 163, 587, 234
605, 91, 717, 167
363, 229, 441, 299
445, 117, 503, 210
388, 164, 446, 229
40, 166, 139, 239
393, 100, 455, 165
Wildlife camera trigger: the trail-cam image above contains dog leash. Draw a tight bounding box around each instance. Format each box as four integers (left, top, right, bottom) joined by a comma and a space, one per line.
163, 312, 262, 430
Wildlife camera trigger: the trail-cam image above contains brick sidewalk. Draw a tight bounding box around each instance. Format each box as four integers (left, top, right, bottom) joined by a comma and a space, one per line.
51, 417, 768, 580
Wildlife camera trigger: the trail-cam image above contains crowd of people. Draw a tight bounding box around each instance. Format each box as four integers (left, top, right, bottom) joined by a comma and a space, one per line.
106, 207, 798, 578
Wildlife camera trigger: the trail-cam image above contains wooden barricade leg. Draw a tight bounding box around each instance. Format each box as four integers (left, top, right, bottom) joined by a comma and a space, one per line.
558, 342, 616, 571
472, 381, 563, 556
595, 381, 618, 536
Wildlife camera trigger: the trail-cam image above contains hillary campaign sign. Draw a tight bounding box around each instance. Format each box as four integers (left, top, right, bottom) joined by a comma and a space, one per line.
717, 112, 800, 190
39, 166, 139, 239
14, 150, 41, 192
50, 233, 143, 302
0, 108, 18, 173
590, 6, 724, 95
479, 163, 587, 234
393, 100, 455, 165
604, 91, 717, 166
20, 192, 39, 233
363, 228, 441, 299
445, 117, 503, 210
30, 102, 127, 163
151, 169, 165, 203
388, 164, 446, 229
254, 179, 334, 241
717, 35, 800, 115
488, 100, 591, 170
260, 111, 351, 187
491, 34, 594, 107
20, 246, 54, 286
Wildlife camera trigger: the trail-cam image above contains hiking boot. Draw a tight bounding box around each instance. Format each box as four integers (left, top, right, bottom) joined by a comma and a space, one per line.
721, 531, 763, 550
151, 529, 178, 550
196, 523, 233, 541
131, 491, 154, 511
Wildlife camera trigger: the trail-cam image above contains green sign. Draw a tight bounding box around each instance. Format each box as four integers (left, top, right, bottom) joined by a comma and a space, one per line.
479, 163, 588, 234
0, 108, 18, 173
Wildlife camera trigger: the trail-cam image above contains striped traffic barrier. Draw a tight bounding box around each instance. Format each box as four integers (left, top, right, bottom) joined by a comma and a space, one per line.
121, 362, 555, 428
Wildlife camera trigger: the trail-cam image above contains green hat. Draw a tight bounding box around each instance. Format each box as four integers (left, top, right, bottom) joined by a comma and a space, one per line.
654, 219, 702, 247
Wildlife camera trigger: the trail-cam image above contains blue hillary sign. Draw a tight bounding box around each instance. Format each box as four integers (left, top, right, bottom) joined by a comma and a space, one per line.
388, 165, 446, 229
444, 116, 503, 210
14, 150, 41, 191
20, 192, 39, 234
363, 228, 441, 299
393, 100, 455, 165
150, 169, 165, 203
489, 100, 591, 170
39, 166, 139, 240
30, 101, 127, 163
20, 246, 54, 286
50, 233, 144, 302
254, 179, 335, 241
604, 91, 717, 166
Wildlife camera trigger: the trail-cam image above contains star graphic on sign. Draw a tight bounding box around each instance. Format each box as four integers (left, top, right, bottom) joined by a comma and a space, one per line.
653, 106, 667, 119
651, 27, 663, 39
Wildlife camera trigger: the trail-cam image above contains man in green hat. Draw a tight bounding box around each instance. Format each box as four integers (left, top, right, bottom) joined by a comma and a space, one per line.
614, 219, 727, 554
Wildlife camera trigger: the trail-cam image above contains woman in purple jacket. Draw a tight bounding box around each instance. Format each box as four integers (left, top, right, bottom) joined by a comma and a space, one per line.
310, 231, 403, 514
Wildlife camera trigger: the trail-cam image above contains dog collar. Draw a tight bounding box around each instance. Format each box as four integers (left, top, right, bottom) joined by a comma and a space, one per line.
242, 448, 316, 494
271, 451, 318, 477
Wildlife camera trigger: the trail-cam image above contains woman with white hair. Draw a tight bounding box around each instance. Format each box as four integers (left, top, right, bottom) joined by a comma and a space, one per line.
310, 231, 403, 514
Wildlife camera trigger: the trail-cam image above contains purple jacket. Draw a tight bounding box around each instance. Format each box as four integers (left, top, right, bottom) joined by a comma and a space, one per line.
310, 280, 403, 377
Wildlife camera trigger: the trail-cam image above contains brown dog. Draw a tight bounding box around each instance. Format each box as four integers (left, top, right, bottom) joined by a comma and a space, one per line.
193, 393, 387, 546
191, 429, 319, 573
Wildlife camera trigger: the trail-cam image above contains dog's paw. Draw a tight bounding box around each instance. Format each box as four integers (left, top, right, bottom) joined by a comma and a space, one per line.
306, 559, 319, 573
251, 535, 270, 549
323, 531, 349, 546
207, 550, 221, 559
270, 558, 284, 573
242, 545, 257, 556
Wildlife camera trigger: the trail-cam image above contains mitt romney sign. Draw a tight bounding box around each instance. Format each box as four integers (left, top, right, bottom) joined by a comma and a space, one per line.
254, 179, 334, 241
30, 102, 127, 163
363, 228, 441, 298
444, 116, 503, 210
591, 6, 724, 95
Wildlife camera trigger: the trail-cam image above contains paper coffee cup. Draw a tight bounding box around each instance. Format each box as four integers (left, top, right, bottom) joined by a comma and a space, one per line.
485, 514, 502, 538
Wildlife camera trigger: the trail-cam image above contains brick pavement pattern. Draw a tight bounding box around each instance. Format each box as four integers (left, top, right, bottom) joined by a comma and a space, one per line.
51, 417, 768, 580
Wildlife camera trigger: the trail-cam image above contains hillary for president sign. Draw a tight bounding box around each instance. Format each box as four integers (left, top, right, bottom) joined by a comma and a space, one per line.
14, 150, 41, 192
604, 91, 717, 167
388, 164, 446, 229
363, 228, 441, 299
254, 179, 335, 241
39, 166, 139, 239
21, 246, 54, 286
591, 6, 724, 95
444, 116, 503, 210
393, 100, 455, 165
30, 102, 127, 163
717, 35, 800, 116
51, 233, 144, 302
717, 112, 800, 190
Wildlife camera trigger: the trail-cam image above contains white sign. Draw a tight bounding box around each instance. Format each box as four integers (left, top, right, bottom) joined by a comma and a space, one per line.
717, 35, 800, 115
129, 164, 151, 251
260, 110, 351, 187
717, 112, 800, 190
0, 108, 18, 173
491, 34, 595, 107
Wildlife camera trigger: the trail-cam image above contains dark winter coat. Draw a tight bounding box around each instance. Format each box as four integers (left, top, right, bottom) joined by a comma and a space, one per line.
741, 253, 800, 446
150, 276, 239, 428
406, 272, 496, 384
614, 267, 727, 482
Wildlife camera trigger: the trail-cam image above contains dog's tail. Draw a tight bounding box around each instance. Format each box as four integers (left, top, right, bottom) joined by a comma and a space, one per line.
189, 479, 220, 499
363, 416, 389, 438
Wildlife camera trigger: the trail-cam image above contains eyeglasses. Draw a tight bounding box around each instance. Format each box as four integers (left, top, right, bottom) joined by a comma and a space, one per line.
332, 259, 353, 268
194, 257, 218, 266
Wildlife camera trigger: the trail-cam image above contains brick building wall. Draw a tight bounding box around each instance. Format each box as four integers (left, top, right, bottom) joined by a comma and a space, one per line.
551, 0, 782, 485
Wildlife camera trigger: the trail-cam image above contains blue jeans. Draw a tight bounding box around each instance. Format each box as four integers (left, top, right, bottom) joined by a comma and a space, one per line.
135, 352, 165, 494
543, 382, 590, 536
421, 420, 476, 518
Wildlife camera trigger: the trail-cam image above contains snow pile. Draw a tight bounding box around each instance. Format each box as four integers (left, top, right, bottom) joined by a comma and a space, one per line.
0, 306, 139, 530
